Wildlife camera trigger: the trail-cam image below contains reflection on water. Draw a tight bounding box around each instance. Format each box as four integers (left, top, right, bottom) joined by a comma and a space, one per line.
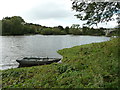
0, 35, 110, 70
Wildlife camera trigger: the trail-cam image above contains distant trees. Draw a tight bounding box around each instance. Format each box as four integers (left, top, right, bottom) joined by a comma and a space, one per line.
82, 26, 105, 36
0, 20, 2, 35
41, 28, 53, 35
68, 24, 105, 36
1, 16, 107, 36
107, 26, 120, 37
2, 16, 36, 35
2, 16, 24, 35
69, 24, 82, 35
2, 16, 68, 35
40, 24, 105, 36
65, 26, 69, 34
57, 25, 64, 30
53, 27, 67, 35
41, 27, 67, 35
2, 16, 20, 35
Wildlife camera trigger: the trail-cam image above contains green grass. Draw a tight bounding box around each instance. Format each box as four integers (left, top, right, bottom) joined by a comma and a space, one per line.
2, 38, 120, 88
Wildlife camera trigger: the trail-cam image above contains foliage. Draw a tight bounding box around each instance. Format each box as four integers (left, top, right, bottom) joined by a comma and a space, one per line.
69, 24, 82, 35
1, 16, 115, 36
57, 25, 64, 30
2, 38, 119, 88
1, 16, 68, 35
72, 1, 120, 26
82, 26, 105, 36
2, 16, 36, 35
69, 28, 82, 35
65, 26, 70, 33
1, 16, 118, 36
107, 29, 120, 37
69, 25, 105, 35
41, 28, 53, 35
52, 27, 63, 35
0, 20, 2, 35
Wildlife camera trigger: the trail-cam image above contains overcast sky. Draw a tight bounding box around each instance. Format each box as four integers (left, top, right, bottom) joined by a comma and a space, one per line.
0, 0, 118, 28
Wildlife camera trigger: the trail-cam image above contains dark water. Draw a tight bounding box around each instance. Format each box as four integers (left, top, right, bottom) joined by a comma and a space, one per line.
0, 35, 110, 70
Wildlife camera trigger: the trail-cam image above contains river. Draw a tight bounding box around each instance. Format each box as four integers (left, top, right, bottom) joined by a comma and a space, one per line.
0, 35, 110, 70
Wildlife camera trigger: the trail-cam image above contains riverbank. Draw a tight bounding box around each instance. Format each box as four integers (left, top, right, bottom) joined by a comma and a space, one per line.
2, 38, 119, 88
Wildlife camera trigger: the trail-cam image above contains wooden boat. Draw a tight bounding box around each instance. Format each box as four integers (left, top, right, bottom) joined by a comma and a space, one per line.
16, 57, 61, 67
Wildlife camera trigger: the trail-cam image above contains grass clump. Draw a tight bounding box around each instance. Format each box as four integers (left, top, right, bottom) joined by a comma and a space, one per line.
2, 38, 119, 88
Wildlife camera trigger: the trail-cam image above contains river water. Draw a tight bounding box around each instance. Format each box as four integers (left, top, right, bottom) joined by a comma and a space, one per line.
0, 35, 110, 70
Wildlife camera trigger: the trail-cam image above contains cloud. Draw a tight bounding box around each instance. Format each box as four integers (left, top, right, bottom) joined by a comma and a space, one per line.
16, 0, 82, 27
21, 0, 74, 20
25, 6, 71, 20
0, 0, 117, 28
30, 16, 83, 27
0, 0, 78, 27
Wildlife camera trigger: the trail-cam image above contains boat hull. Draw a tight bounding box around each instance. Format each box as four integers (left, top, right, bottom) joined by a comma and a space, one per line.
16, 58, 61, 67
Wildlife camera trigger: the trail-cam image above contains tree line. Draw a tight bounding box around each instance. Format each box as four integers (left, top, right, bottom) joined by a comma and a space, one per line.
0, 20, 2, 35
1, 16, 115, 36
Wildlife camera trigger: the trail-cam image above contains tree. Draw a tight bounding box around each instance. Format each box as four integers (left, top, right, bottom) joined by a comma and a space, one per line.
72, 0, 120, 26
0, 20, 2, 35
57, 25, 64, 30
71, 24, 80, 29
52, 28, 61, 35
10, 16, 25, 35
69, 24, 82, 35
2, 16, 26, 35
41, 28, 53, 35
65, 26, 70, 33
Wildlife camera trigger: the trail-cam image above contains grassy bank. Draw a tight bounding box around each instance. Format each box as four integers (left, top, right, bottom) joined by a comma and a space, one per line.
2, 38, 119, 88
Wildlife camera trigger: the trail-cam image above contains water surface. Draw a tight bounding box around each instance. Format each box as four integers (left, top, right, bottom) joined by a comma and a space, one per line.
0, 35, 110, 70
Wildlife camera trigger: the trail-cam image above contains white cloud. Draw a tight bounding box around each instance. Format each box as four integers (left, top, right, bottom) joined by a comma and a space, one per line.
30, 16, 84, 27
98, 21, 118, 28
0, 0, 118, 28
0, 0, 79, 27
